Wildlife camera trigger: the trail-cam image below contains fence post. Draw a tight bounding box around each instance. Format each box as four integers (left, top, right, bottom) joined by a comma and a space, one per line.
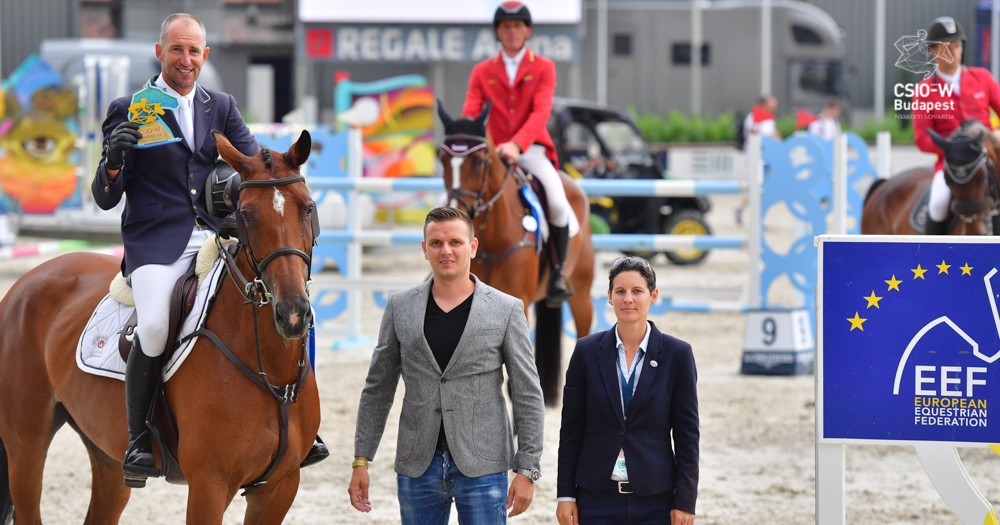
832, 133, 848, 235
746, 134, 763, 309
876, 130, 892, 180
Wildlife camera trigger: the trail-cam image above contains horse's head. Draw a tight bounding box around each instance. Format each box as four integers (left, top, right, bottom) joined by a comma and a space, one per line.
214, 130, 317, 339
928, 121, 999, 231
437, 100, 508, 219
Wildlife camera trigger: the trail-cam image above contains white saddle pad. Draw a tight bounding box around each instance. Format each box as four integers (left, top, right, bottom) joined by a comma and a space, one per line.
76, 257, 228, 382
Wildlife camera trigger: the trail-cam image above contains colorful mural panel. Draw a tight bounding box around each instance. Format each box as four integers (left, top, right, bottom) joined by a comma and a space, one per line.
0, 55, 80, 213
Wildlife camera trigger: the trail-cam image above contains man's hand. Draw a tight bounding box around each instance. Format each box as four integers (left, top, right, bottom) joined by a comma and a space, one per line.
671, 509, 695, 525
506, 473, 534, 517
105, 121, 142, 178
496, 141, 521, 165
347, 458, 371, 513
556, 501, 579, 525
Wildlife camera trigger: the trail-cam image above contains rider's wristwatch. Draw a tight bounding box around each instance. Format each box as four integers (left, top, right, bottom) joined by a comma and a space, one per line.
514, 468, 540, 482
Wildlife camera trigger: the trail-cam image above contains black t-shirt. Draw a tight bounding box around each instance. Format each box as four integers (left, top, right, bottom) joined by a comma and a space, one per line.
424, 286, 475, 450
424, 290, 474, 372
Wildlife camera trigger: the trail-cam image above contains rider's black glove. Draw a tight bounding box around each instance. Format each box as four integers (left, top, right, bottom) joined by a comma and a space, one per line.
104, 121, 142, 171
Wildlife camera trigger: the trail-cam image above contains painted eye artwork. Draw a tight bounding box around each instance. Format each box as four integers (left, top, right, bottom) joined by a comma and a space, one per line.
0, 56, 80, 214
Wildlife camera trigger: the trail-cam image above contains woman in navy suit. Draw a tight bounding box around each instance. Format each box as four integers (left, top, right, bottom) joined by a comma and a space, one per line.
557, 257, 699, 524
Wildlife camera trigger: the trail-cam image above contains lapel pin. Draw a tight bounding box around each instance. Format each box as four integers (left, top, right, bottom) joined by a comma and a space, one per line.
650, 360, 658, 368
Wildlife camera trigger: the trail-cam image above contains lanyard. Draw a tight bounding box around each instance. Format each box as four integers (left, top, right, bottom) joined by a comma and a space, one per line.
618, 348, 644, 417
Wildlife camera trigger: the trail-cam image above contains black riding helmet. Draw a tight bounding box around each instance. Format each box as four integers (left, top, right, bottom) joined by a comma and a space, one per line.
926, 16, 966, 43
493, 1, 532, 30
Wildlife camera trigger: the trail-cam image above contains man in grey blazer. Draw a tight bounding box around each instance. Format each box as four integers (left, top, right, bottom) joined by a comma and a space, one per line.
349, 207, 545, 524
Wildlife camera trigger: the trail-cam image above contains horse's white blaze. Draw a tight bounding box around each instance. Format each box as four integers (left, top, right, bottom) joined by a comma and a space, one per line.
273, 188, 286, 216
449, 156, 465, 208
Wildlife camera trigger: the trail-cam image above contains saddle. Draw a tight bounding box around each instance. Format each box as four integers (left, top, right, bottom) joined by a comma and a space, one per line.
117, 259, 201, 364
112, 257, 212, 485
907, 185, 959, 234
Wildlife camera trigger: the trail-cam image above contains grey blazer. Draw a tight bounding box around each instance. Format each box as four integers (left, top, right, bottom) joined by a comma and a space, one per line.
354, 275, 545, 478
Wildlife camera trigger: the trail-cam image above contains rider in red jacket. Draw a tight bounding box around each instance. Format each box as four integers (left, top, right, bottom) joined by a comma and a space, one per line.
461, 1, 572, 306
911, 16, 1000, 234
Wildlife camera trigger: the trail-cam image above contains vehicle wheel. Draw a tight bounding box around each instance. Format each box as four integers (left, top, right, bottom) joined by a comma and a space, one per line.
663, 209, 711, 265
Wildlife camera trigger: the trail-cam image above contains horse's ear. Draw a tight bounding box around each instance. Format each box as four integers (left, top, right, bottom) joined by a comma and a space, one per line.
285, 129, 311, 167
437, 99, 453, 127
973, 130, 986, 150
476, 99, 493, 128
926, 127, 949, 152
213, 130, 251, 172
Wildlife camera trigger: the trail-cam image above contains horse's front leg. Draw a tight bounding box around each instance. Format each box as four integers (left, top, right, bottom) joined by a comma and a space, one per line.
243, 470, 300, 525
185, 474, 238, 525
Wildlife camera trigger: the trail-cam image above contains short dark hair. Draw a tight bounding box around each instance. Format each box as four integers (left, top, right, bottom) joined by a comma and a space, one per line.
824, 98, 840, 109
424, 206, 475, 240
608, 256, 656, 293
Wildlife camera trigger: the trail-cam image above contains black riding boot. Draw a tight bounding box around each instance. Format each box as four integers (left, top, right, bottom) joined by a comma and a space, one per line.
301, 435, 330, 468
925, 218, 949, 235
123, 339, 162, 488
546, 224, 573, 307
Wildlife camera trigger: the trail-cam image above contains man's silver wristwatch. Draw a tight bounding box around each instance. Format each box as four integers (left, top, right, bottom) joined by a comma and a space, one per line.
514, 468, 540, 482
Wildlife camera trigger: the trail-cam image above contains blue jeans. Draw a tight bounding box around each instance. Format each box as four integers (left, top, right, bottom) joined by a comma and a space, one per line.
397, 450, 508, 525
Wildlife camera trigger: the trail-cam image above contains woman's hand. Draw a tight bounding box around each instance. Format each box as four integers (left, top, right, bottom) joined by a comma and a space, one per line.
556, 501, 579, 525
671, 509, 695, 525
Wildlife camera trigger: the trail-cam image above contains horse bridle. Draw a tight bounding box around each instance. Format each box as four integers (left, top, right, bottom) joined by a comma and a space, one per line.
443, 133, 516, 220
942, 147, 1000, 225
943, 150, 992, 185
187, 167, 318, 496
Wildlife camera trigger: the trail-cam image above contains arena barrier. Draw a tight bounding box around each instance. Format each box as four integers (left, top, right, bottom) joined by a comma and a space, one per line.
253, 124, 883, 349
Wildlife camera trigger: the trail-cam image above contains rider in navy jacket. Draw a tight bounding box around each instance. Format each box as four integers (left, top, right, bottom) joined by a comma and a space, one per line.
91, 13, 327, 489
92, 80, 256, 275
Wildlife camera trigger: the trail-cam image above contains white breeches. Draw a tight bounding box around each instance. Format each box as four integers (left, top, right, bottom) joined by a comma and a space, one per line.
517, 145, 571, 227
130, 228, 213, 357
929, 169, 951, 222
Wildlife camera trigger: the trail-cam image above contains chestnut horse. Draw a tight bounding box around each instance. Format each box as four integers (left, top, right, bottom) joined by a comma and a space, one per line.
0, 131, 320, 524
861, 120, 1000, 235
437, 103, 594, 405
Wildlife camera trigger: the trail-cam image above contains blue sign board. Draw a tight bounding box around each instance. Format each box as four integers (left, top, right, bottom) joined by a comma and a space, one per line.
819, 236, 1000, 444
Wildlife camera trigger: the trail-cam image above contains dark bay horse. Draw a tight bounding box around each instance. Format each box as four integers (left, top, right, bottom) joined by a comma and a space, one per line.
861, 120, 1000, 235
0, 131, 320, 524
437, 102, 595, 405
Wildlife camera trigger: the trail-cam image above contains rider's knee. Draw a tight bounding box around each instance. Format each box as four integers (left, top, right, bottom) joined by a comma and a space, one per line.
135, 325, 169, 357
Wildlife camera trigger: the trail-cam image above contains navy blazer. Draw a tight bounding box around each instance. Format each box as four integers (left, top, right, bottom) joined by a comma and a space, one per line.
91, 76, 258, 275
557, 322, 699, 514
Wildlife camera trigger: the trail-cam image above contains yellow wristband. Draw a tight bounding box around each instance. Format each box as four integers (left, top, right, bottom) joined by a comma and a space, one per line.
352, 459, 369, 468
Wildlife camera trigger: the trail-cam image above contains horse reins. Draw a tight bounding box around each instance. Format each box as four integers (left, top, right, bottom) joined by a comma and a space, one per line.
183, 168, 316, 496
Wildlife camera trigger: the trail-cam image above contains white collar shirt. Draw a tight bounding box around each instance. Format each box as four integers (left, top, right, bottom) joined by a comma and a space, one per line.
502, 47, 528, 87
614, 321, 652, 413
936, 67, 962, 96
154, 74, 197, 151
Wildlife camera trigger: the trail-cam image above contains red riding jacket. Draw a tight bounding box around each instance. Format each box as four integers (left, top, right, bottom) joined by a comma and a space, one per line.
461, 48, 558, 165
911, 66, 1000, 172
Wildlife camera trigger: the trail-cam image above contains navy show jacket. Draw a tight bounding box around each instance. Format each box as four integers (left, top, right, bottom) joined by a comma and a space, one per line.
91, 75, 258, 276
557, 321, 700, 514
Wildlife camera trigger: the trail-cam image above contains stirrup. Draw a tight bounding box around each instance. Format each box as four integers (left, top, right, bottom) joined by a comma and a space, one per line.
301, 436, 330, 468
123, 430, 160, 487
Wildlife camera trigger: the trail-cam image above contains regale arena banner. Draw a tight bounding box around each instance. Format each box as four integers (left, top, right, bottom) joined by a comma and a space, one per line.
818, 236, 1000, 445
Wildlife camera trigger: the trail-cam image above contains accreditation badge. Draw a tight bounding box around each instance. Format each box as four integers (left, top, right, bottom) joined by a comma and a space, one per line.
128, 81, 181, 148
